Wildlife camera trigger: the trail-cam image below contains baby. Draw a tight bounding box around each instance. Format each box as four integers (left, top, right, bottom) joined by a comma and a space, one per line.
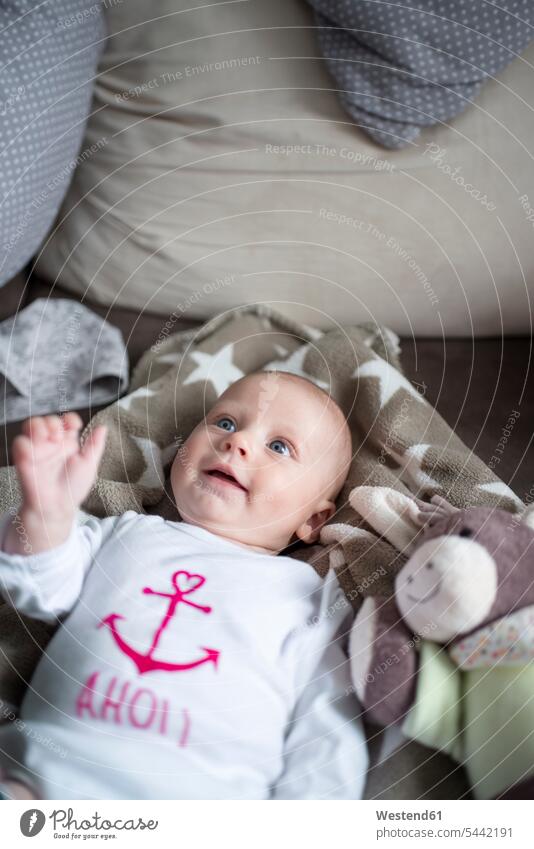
0, 369, 368, 800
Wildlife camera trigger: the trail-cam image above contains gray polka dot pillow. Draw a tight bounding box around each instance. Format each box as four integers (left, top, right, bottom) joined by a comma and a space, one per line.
0, 0, 106, 287
307, 0, 534, 148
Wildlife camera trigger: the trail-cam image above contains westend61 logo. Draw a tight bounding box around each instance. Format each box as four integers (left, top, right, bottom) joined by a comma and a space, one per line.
20, 807, 159, 838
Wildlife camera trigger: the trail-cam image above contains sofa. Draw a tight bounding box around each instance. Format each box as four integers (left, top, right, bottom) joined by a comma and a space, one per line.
27, 0, 534, 338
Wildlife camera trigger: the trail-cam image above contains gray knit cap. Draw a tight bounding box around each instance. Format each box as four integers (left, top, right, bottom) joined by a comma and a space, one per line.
0, 299, 129, 424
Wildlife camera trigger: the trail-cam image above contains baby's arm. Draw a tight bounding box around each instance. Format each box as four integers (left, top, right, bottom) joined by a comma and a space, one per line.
271, 572, 369, 800
0, 414, 115, 622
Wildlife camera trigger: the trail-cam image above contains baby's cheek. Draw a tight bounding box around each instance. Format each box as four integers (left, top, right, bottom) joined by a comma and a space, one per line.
170, 452, 194, 491
266, 479, 299, 514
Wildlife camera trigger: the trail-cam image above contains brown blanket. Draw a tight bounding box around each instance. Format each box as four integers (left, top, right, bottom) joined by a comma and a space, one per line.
0, 304, 523, 796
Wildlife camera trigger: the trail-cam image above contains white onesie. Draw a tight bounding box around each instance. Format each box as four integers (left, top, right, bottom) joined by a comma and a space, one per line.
0, 510, 367, 800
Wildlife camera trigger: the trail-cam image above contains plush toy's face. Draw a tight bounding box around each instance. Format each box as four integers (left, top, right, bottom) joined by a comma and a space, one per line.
395, 534, 498, 642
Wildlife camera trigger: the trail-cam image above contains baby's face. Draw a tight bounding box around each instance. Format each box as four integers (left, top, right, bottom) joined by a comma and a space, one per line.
170, 372, 351, 554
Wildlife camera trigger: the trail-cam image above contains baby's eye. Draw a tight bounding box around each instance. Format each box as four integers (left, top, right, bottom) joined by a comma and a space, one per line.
269, 439, 291, 456
214, 416, 236, 432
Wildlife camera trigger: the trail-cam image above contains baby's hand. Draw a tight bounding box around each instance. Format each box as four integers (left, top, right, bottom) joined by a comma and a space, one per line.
12, 413, 107, 525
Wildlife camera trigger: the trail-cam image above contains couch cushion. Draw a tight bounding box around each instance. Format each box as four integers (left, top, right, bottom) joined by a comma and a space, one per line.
34, 0, 534, 336
307, 0, 534, 148
0, 0, 106, 286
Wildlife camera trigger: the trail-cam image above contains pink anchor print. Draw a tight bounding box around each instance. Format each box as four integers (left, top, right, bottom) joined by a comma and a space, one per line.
99, 570, 220, 675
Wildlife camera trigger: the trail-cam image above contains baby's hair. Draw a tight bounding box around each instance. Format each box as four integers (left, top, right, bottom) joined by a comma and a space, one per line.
258, 368, 345, 416
259, 366, 348, 418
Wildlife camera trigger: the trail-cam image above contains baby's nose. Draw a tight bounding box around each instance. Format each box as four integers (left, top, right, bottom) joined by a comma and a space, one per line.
222, 432, 248, 456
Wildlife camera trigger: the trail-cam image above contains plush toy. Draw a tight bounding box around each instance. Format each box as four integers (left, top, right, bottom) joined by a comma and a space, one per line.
348, 487, 534, 800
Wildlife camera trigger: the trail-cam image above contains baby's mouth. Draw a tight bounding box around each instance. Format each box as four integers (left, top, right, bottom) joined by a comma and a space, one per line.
203, 466, 248, 493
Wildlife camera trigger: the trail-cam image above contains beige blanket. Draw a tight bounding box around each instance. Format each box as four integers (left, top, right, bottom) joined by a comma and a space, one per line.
0, 304, 523, 795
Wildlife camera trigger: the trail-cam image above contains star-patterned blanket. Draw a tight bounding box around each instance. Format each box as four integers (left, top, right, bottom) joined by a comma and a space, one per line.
0, 304, 524, 796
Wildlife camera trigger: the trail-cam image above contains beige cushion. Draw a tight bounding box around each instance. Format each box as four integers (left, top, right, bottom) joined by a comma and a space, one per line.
35, 0, 534, 335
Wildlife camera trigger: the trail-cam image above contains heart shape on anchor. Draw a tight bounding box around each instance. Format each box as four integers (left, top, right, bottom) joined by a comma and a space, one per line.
172, 570, 205, 594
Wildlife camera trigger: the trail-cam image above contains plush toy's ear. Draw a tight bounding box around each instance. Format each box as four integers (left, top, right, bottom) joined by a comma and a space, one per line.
520, 503, 534, 530
349, 486, 423, 554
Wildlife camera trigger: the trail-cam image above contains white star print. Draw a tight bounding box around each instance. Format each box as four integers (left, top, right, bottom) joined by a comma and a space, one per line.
161, 442, 180, 469
182, 343, 245, 397
117, 386, 158, 412
387, 444, 442, 494
264, 344, 330, 392
273, 344, 289, 357
362, 326, 401, 356
131, 436, 167, 489
155, 351, 182, 366
478, 481, 524, 509
353, 357, 425, 410
302, 324, 324, 341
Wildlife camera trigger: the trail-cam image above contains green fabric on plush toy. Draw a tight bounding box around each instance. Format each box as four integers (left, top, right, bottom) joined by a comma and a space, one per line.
349, 488, 534, 800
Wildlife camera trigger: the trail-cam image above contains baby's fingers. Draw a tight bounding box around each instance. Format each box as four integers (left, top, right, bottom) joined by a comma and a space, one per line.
11, 433, 33, 463
63, 426, 107, 500
79, 425, 108, 470
46, 416, 64, 440
21, 415, 80, 448
21, 416, 48, 442
60, 411, 83, 433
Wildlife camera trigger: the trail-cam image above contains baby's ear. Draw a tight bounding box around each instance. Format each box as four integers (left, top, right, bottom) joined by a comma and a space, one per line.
296, 501, 336, 544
